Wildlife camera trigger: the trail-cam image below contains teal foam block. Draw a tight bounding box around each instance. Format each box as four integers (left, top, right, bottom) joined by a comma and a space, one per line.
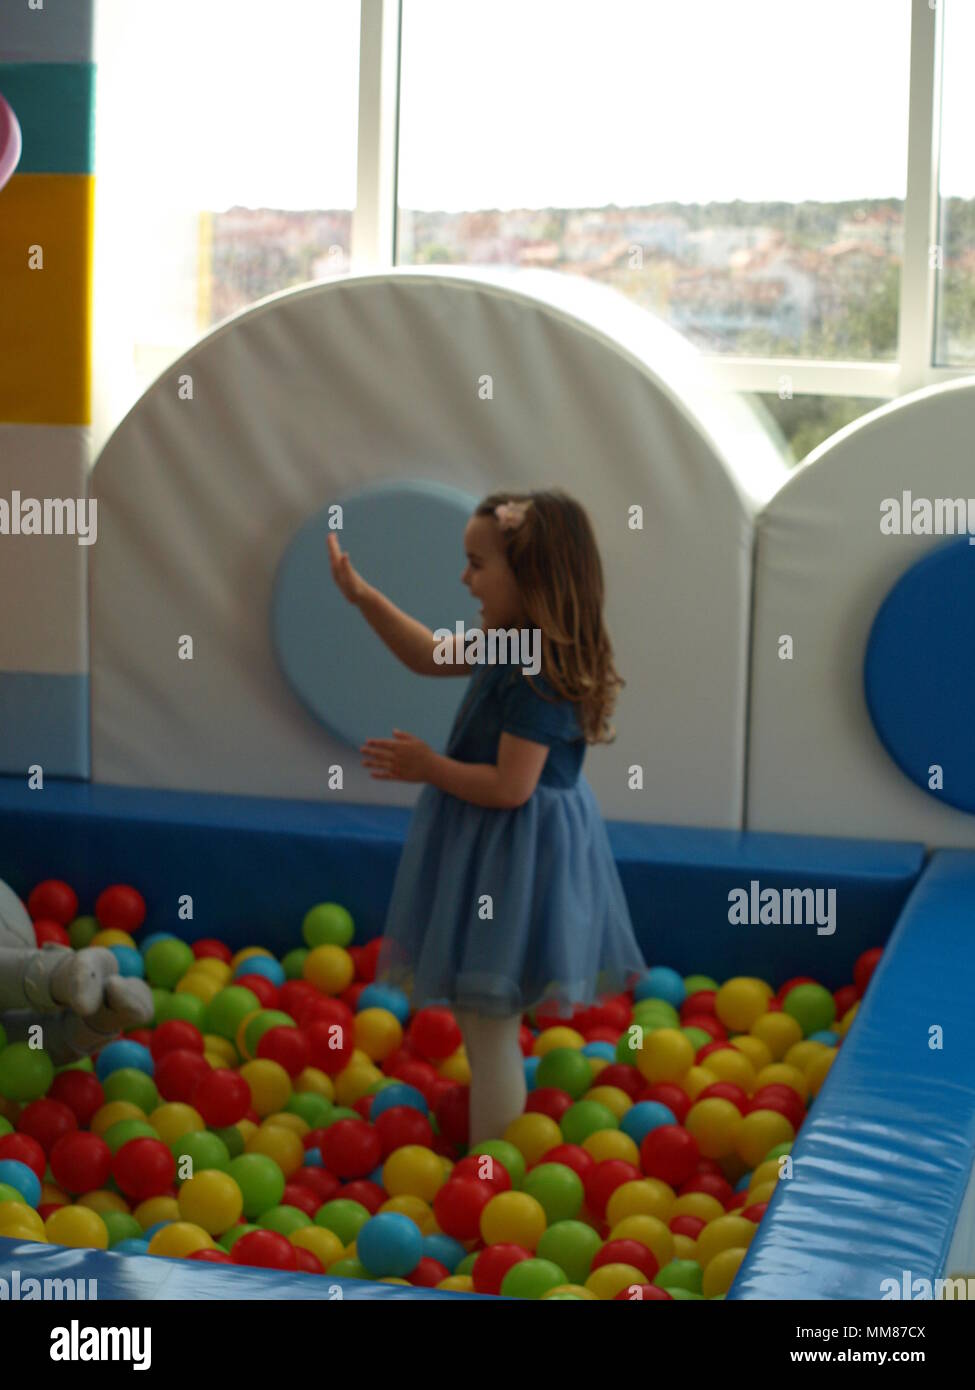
0, 63, 94, 174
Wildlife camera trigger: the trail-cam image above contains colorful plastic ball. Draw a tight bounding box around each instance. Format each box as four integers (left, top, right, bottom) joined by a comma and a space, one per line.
245, 1124, 305, 1179
355, 984, 410, 1024
169, 1129, 231, 1178
471, 1243, 532, 1295
356, 1211, 423, 1278
639, 1125, 700, 1186
313, 1197, 370, 1246
684, 1098, 743, 1159
28, 879, 78, 925
44, 1204, 107, 1249
154, 1049, 210, 1105
559, 1100, 618, 1148
782, 983, 836, 1037
369, 1082, 429, 1119
532, 1219, 599, 1284
318, 1119, 379, 1180
354, 1008, 403, 1064
238, 1060, 291, 1117
66, 915, 98, 949
0, 1041, 54, 1102
500, 1257, 568, 1299
145, 1221, 212, 1258
102, 1070, 159, 1117
593, 1238, 659, 1281
518, 1164, 581, 1225
635, 967, 686, 1007
143, 937, 195, 990
96, 1040, 154, 1083
112, 1138, 176, 1201
618, 1101, 675, 1146
854, 947, 883, 996
302, 903, 355, 949
32, 917, 70, 947
224, 1153, 284, 1220
203, 985, 260, 1041
49, 1132, 112, 1195
534, 1048, 593, 1100
0, 1131, 46, 1180
231, 1228, 298, 1270
735, 1110, 795, 1167
233, 955, 286, 987
421, 1232, 467, 1272
102, 1119, 158, 1155
189, 1069, 250, 1128
633, 1028, 695, 1085
433, 1179, 496, 1241
285, 1092, 333, 1129
408, 1008, 462, 1061
303, 945, 355, 997
583, 1262, 646, 1300
382, 1145, 446, 1203
255, 1027, 309, 1079
176, 1169, 243, 1234
480, 1191, 547, 1251
0, 1159, 41, 1207
470, 1139, 525, 1191
93, 884, 145, 933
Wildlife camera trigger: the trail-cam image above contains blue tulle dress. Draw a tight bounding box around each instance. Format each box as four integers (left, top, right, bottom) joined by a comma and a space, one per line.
374, 660, 647, 1018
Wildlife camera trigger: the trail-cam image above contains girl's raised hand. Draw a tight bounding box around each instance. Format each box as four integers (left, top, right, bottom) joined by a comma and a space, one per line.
361, 730, 434, 784
327, 533, 367, 606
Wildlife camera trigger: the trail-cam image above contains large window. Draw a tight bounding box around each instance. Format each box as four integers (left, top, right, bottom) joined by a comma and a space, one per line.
935, 0, 975, 366
92, 0, 360, 452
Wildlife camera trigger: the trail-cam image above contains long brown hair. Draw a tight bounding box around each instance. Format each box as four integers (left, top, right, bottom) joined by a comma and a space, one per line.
474, 489, 624, 744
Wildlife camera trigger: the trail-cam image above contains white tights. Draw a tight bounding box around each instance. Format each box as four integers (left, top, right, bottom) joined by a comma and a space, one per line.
454, 1009, 527, 1146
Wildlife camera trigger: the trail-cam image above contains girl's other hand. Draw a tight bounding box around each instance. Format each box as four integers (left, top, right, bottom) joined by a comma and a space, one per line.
327, 533, 367, 606
361, 730, 435, 784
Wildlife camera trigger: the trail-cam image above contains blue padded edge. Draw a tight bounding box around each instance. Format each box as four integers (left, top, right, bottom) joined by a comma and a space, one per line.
730, 850, 975, 1300
0, 1237, 502, 1301
0, 0, 93, 65
0, 673, 89, 778
0, 778, 924, 983
0, 63, 94, 174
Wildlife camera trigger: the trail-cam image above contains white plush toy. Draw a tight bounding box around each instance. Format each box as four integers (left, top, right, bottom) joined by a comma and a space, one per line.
0, 876, 154, 1065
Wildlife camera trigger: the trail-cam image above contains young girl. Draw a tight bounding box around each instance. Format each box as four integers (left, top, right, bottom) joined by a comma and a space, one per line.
328, 489, 646, 1144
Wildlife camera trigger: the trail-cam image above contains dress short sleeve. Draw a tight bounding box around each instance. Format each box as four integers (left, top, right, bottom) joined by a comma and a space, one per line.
500, 670, 583, 747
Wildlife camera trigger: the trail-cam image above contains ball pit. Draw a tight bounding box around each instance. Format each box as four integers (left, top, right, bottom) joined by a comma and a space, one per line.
0, 878, 881, 1300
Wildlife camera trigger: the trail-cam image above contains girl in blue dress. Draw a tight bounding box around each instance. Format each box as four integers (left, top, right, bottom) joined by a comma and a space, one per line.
328, 489, 646, 1143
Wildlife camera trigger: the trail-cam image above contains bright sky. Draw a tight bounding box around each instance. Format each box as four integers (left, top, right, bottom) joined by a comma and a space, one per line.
94, 0, 971, 212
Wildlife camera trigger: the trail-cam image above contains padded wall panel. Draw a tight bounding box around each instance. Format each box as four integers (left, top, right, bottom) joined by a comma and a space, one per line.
747, 379, 975, 848
0, 0, 94, 64
90, 267, 787, 820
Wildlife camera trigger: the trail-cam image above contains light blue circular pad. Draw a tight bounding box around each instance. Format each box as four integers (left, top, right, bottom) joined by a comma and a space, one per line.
272, 481, 480, 751
864, 535, 975, 814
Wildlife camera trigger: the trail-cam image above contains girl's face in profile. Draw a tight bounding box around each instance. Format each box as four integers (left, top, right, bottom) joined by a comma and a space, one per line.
461, 515, 525, 630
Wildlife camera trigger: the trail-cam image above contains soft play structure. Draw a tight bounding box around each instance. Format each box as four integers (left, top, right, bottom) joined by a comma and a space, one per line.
2, 257, 975, 1299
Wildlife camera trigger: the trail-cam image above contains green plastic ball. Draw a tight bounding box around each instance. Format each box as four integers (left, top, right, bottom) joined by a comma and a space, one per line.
782, 983, 836, 1036
320, 1106, 360, 1128
102, 1068, 159, 1113
243, 1009, 295, 1058
469, 1139, 526, 1190
535, 1048, 592, 1100
0, 1041, 54, 1101
455, 1252, 478, 1277
654, 1258, 704, 1293
169, 1130, 231, 1175
103, 1119, 159, 1153
153, 991, 208, 1030
536, 1220, 602, 1284
614, 1032, 642, 1066
314, 1198, 370, 1246
218, 1222, 258, 1252
285, 1092, 333, 1128
0, 1182, 27, 1204
225, 1153, 285, 1219
764, 1141, 793, 1163
684, 975, 718, 995
281, 948, 308, 981
210, 1125, 246, 1159
54, 1056, 95, 1074
668, 1286, 705, 1300
500, 1258, 568, 1300
522, 1163, 584, 1224
328, 1257, 369, 1280
560, 1100, 618, 1146
68, 916, 99, 950
681, 1027, 713, 1051
632, 999, 680, 1028
302, 903, 355, 949
258, 1204, 312, 1237
205, 986, 261, 1042
0, 1118, 13, 1139
102, 1211, 143, 1247
144, 937, 195, 990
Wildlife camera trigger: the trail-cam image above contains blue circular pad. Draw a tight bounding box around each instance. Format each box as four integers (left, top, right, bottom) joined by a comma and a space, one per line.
272, 481, 479, 750
864, 536, 975, 814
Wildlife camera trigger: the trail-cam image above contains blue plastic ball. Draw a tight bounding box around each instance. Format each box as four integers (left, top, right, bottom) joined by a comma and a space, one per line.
368, 1083, 428, 1119
303, 1147, 324, 1168
0, 1158, 42, 1207
233, 956, 285, 986
809, 1030, 839, 1046
95, 1039, 154, 1081
524, 1056, 540, 1088
355, 984, 410, 1024
581, 1041, 616, 1061
112, 1238, 151, 1256
620, 1100, 677, 1145
357, 1211, 423, 1278
635, 967, 686, 1008
142, 1220, 171, 1239
422, 1232, 467, 1272
735, 1172, 753, 1192
109, 945, 145, 979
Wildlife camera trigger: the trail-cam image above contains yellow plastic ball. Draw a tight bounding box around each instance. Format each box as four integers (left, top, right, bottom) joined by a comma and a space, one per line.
293, 1066, 334, 1099
90, 928, 137, 949
435, 1274, 473, 1293
177, 1170, 244, 1234
480, 1192, 547, 1251
379, 1277, 411, 1285
379, 1194, 431, 1228
236, 1118, 258, 1146
204, 1052, 232, 1070
672, 1192, 725, 1222
634, 1028, 695, 1084
532, 1027, 585, 1057
673, 1233, 697, 1260
703, 1246, 747, 1296
749, 1011, 803, 1061
382, 1146, 447, 1204
608, 1213, 674, 1270
78, 1189, 130, 1216
695, 1213, 756, 1268
235, 1010, 264, 1061
680, 1065, 719, 1100
748, 1159, 782, 1192
747, 1179, 778, 1206
354, 1008, 403, 1063
729, 1035, 773, 1072
606, 1179, 675, 1226
837, 1003, 859, 1037
302, 944, 355, 996
438, 1048, 471, 1084
45, 1206, 109, 1250
245, 1123, 305, 1178
263, 1111, 309, 1139
542, 1283, 599, 1300
585, 1263, 648, 1300
40, 1183, 69, 1207
805, 1047, 839, 1097
735, 1110, 795, 1167
754, 1063, 808, 1102
147, 1222, 215, 1258
332, 1064, 381, 1107
715, 977, 774, 1032
203, 1034, 238, 1066
685, 1098, 743, 1159
177, 971, 223, 1003
581, 1129, 640, 1165
291, 1225, 345, 1268
193, 959, 233, 984
502, 1113, 563, 1167
90, 1100, 145, 1136
699, 1047, 756, 1093
583, 1086, 632, 1121
149, 1102, 205, 1146
0, 1221, 48, 1242
134, 1196, 180, 1230
0, 1201, 45, 1238
785, 1040, 830, 1073
239, 1059, 292, 1117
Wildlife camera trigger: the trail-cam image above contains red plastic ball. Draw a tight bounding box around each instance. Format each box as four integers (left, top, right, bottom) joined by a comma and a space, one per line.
433, 1085, 469, 1149
640, 1125, 700, 1186
590, 997, 632, 1032
291, 1167, 340, 1204
340, 982, 368, 1011
188, 1248, 233, 1263
583, 1160, 642, 1219
591, 1238, 659, 1281
834, 983, 858, 1018
47, 1071, 105, 1129
14, 1099, 78, 1156
305, 1019, 355, 1076
694, 1158, 724, 1176
234, 974, 279, 1009
256, 1026, 309, 1078
525, 1087, 574, 1124
680, 990, 717, 1020
190, 1069, 251, 1127
294, 1247, 324, 1275
337, 1180, 383, 1213
614, 1283, 672, 1300
320, 1119, 381, 1179
112, 1137, 175, 1201
94, 884, 146, 934
449, 1154, 511, 1193
698, 1082, 748, 1113
471, 1243, 532, 1295
518, 1025, 534, 1057
641, 1083, 691, 1124
281, 1183, 322, 1218
357, 937, 383, 982
408, 1256, 451, 1287
149, 1020, 205, 1061
124, 1029, 154, 1049
385, 1057, 440, 1100
192, 938, 233, 963
534, 1144, 594, 1179
50, 1131, 112, 1194
155, 1049, 212, 1103
766, 998, 782, 1012
670, 1214, 706, 1239
32, 918, 71, 947
38, 1203, 67, 1222
854, 947, 883, 997
725, 1190, 748, 1212
682, 1014, 727, 1042
433, 1178, 495, 1245
373, 1105, 434, 1157
408, 1008, 463, 1061
749, 1087, 805, 1129
0, 1132, 47, 1181
741, 1201, 769, 1222
679, 1173, 734, 1205
27, 880, 77, 926
590, 1065, 643, 1101
231, 1229, 298, 1270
